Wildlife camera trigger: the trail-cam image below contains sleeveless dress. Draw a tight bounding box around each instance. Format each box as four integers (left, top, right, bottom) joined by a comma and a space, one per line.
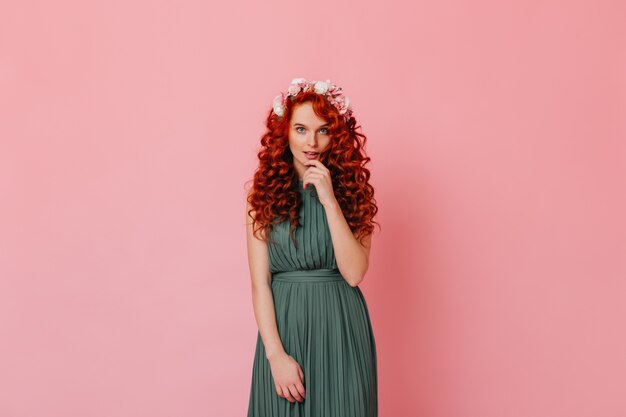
247, 178, 378, 417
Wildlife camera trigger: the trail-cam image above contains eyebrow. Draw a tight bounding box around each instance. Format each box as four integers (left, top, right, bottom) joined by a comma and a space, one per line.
293, 123, 330, 128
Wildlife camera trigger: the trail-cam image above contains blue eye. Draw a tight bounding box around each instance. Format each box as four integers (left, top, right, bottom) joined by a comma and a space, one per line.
296, 127, 330, 134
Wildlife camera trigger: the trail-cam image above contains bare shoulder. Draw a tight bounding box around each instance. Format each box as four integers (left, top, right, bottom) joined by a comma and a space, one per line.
245, 187, 254, 219
245, 187, 270, 285
245, 188, 260, 233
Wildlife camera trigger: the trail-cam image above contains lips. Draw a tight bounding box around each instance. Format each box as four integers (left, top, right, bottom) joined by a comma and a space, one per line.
304, 151, 319, 159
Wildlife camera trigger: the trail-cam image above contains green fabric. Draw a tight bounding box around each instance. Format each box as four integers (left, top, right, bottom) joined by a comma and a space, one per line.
247, 178, 378, 416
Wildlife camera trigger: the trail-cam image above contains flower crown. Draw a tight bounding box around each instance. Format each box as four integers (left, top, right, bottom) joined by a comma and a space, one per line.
272, 77, 353, 122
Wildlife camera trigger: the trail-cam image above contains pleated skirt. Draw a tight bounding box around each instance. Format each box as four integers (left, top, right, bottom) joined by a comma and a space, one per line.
247, 269, 378, 417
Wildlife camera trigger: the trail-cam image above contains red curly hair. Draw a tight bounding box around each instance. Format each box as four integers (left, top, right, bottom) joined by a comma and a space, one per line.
246, 90, 379, 247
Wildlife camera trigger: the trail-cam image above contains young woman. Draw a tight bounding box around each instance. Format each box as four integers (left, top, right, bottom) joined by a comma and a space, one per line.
245, 78, 379, 416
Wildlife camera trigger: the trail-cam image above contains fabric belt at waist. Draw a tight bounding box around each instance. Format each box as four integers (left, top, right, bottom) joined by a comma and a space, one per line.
272, 268, 344, 283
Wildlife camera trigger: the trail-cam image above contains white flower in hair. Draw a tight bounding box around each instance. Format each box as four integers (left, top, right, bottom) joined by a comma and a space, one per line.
287, 84, 301, 96
272, 94, 285, 117
314, 81, 329, 94
291, 77, 306, 85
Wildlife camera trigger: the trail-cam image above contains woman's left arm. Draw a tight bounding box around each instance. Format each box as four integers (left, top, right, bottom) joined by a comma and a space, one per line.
323, 201, 372, 287
302, 160, 372, 287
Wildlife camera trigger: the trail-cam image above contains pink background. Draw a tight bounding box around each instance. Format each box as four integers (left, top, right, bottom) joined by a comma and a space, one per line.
1, 0, 625, 416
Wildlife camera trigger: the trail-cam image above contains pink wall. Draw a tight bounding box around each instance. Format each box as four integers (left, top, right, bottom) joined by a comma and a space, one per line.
1, 0, 624, 416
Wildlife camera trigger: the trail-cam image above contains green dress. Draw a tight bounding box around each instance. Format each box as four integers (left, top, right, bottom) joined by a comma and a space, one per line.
247, 178, 378, 416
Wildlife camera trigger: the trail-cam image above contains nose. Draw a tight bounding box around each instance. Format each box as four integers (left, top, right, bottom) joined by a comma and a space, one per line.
306, 132, 319, 147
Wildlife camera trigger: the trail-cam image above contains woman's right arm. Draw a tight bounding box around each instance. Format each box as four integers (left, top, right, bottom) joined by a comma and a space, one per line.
245, 192, 285, 359
246, 191, 306, 403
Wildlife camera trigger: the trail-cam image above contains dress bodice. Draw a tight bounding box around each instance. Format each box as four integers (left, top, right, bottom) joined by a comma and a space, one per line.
267, 179, 337, 273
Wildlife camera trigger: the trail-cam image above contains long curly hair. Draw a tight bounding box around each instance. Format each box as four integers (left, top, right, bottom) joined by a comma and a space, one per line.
246, 90, 379, 247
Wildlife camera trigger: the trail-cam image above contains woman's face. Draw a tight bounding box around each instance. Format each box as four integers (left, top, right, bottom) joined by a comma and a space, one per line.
288, 102, 332, 179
